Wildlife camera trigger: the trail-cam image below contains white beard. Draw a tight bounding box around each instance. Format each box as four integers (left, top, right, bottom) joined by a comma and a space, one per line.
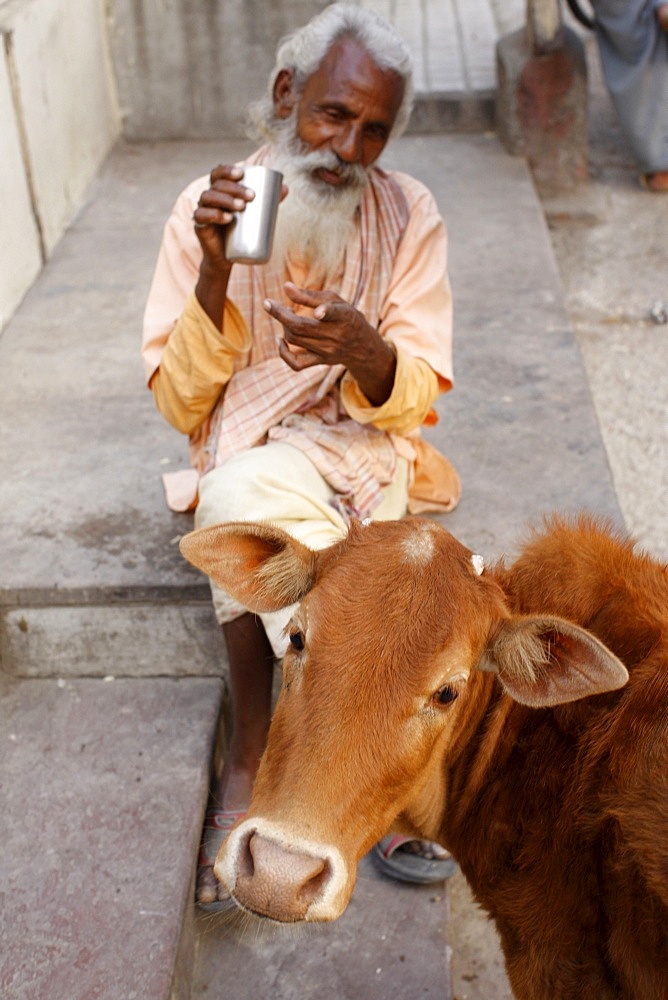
271, 126, 369, 276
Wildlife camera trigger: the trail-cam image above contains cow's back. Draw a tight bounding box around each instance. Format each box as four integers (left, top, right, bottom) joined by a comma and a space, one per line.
463, 517, 668, 998
498, 515, 667, 666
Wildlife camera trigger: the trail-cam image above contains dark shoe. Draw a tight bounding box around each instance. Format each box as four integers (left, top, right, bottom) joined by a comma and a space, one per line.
372, 834, 458, 884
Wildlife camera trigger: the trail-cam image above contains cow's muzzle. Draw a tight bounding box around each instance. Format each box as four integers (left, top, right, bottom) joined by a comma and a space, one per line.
215, 817, 353, 922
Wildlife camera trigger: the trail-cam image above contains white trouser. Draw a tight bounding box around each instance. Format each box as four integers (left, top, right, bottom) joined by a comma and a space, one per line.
195, 441, 409, 656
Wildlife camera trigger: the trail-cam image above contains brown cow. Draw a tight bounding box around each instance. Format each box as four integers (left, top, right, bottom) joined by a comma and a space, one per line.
180, 515, 668, 1000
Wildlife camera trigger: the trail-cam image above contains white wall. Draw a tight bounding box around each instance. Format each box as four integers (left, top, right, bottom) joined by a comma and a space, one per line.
0, 0, 121, 331
0, 34, 41, 331
107, 0, 327, 140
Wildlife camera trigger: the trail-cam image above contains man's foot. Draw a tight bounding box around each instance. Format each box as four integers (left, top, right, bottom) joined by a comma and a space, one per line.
656, 4, 668, 33
196, 759, 258, 911
372, 835, 459, 884
641, 171, 668, 192
196, 808, 246, 910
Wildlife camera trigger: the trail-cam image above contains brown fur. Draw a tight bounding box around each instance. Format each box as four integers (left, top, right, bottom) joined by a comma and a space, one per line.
182, 515, 667, 998
464, 517, 668, 998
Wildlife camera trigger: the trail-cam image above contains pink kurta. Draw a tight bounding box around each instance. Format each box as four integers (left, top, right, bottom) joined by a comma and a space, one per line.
142, 147, 460, 516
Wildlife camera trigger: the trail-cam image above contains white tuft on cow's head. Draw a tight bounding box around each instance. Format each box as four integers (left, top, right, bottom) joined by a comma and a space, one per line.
400, 519, 439, 564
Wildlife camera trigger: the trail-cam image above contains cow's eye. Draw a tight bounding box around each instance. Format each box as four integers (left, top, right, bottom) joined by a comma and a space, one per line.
289, 630, 305, 651
434, 685, 458, 706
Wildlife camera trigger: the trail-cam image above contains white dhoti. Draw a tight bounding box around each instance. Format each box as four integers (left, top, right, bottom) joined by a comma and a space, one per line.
195, 441, 409, 656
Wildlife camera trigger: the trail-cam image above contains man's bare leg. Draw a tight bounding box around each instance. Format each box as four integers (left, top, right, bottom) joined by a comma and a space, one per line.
197, 612, 275, 906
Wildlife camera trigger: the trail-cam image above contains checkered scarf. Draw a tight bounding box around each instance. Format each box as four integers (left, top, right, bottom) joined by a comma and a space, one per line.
204, 147, 410, 519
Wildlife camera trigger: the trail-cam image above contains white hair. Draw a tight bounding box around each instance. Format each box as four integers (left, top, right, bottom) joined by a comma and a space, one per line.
248, 3, 414, 142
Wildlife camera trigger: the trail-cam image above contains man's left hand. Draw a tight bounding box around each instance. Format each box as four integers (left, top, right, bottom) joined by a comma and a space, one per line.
264, 282, 396, 407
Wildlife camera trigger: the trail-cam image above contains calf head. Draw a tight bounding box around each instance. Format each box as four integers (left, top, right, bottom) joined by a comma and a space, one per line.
180, 517, 628, 923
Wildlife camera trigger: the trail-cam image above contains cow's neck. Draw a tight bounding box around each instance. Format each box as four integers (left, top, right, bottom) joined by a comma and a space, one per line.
439, 671, 531, 848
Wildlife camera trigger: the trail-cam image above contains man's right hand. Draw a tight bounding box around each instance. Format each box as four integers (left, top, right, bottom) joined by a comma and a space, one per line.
193, 164, 258, 328
192, 164, 256, 271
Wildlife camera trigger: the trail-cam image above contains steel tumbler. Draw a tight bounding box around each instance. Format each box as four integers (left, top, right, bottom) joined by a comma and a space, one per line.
224, 165, 283, 264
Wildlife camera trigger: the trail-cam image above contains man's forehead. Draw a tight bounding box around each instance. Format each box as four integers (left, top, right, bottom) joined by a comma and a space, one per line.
302, 36, 404, 114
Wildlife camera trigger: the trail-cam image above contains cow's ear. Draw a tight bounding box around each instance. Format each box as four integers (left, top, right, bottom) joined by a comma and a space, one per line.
478, 615, 629, 707
179, 522, 318, 613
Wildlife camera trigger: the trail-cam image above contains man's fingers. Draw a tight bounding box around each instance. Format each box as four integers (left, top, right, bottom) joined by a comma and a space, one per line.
265, 296, 348, 333
263, 298, 315, 336
265, 297, 350, 367
283, 282, 342, 310
282, 283, 320, 308
313, 300, 350, 322
194, 167, 255, 230
209, 163, 244, 184
278, 339, 321, 370
264, 298, 296, 327
193, 207, 233, 228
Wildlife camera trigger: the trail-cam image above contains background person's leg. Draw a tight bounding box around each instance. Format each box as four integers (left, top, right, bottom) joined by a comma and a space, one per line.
592, 0, 668, 180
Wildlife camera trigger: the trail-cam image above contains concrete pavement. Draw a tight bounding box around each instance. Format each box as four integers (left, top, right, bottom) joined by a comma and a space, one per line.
3, 3, 665, 999
540, 35, 668, 563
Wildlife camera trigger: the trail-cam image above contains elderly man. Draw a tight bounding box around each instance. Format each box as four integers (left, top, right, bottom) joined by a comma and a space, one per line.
142, 4, 459, 910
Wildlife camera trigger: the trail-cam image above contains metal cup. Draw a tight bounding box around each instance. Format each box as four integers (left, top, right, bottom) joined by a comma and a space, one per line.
224, 165, 283, 264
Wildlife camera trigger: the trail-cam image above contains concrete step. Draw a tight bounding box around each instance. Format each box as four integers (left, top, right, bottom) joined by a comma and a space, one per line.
0, 674, 223, 1000
1, 602, 222, 680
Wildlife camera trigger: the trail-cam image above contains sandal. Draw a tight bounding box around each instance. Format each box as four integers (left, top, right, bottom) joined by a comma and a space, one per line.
197, 807, 245, 912
372, 834, 458, 885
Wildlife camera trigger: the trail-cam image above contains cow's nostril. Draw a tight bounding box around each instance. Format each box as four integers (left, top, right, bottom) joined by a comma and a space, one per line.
237, 829, 256, 880
297, 857, 331, 907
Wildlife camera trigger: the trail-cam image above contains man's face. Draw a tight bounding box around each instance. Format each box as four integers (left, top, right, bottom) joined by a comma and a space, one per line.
274, 37, 405, 189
